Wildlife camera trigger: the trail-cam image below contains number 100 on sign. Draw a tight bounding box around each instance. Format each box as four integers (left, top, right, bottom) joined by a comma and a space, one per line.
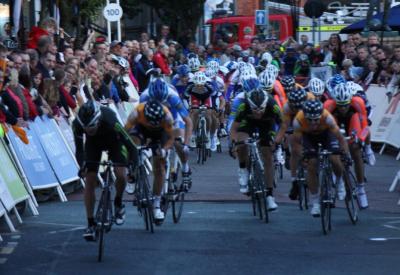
103, 3, 123, 22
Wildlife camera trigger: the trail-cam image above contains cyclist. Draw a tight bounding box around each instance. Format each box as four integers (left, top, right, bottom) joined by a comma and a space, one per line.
185, 71, 216, 150
280, 75, 302, 95
171, 64, 192, 98
73, 100, 138, 241
324, 83, 371, 208
187, 54, 201, 73
259, 69, 287, 109
275, 88, 315, 199
140, 75, 193, 188
307, 77, 328, 102
326, 74, 346, 98
292, 100, 350, 216
230, 87, 282, 210
125, 100, 174, 221
225, 61, 256, 102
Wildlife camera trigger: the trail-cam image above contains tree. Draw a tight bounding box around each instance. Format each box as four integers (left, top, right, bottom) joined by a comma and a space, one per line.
133, 0, 206, 40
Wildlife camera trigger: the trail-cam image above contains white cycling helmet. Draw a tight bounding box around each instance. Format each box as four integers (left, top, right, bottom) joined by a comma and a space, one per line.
205, 67, 217, 78
239, 69, 255, 83
207, 60, 220, 73
266, 64, 279, 80
258, 70, 275, 90
192, 71, 208, 85
261, 52, 273, 65
238, 61, 249, 73
308, 78, 325, 97
345, 81, 363, 95
333, 83, 353, 105
188, 57, 201, 72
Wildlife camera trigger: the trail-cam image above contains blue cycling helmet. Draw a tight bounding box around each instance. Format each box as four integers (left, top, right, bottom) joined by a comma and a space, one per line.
148, 78, 169, 102
327, 74, 346, 94
177, 65, 190, 77
242, 77, 260, 93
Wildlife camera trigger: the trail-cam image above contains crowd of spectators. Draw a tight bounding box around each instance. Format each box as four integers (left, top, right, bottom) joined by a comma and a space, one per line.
1, 17, 400, 132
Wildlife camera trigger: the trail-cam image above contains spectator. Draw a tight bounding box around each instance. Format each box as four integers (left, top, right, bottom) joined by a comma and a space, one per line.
352, 33, 364, 48
37, 51, 56, 78
153, 44, 171, 75
355, 45, 369, 68
360, 57, 379, 87
158, 25, 172, 43
135, 49, 154, 92
328, 33, 344, 69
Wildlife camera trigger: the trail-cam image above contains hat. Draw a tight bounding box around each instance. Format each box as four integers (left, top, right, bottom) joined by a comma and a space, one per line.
232, 44, 242, 51
110, 40, 123, 48
95, 36, 107, 43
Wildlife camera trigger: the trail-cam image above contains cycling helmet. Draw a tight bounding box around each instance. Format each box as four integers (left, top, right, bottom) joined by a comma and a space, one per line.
193, 71, 208, 85
237, 61, 248, 73
288, 88, 307, 108
345, 81, 363, 96
239, 69, 255, 82
207, 60, 220, 73
111, 55, 129, 69
77, 100, 101, 128
327, 74, 346, 93
266, 64, 279, 79
224, 61, 238, 72
241, 77, 260, 93
246, 88, 269, 110
205, 67, 217, 78
303, 100, 323, 119
308, 78, 325, 97
259, 70, 275, 90
177, 64, 190, 77
299, 54, 308, 62
188, 57, 201, 72
148, 78, 169, 102
280, 75, 296, 93
333, 83, 353, 105
261, 52, 273, 65
144, 100, 165, 126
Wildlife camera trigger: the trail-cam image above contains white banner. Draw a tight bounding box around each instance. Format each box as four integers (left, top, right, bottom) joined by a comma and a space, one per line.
366, 85, 391, 143
382, 92, 400, 148
0, 173, 16, 211
310, 66, 332, 83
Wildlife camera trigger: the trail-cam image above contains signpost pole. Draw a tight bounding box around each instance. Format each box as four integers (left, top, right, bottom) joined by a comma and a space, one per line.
107, 0, 111, 43
117, 0, 121, 41
264, 0, 269, 36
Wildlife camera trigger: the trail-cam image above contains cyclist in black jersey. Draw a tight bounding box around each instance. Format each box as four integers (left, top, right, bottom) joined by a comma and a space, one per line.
73, 100, 138, 241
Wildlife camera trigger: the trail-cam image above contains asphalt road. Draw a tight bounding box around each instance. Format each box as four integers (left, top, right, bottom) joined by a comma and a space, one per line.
1, 144, 400, 274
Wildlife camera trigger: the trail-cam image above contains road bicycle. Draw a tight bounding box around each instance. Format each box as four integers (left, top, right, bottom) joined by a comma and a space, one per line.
196, 105, 211, 164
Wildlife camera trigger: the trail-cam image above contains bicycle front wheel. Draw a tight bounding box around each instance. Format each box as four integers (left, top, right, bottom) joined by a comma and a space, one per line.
172, 190, 185, 223
97, 188, 110, 262
344, 170, 359, 224
320, 171, 332, 235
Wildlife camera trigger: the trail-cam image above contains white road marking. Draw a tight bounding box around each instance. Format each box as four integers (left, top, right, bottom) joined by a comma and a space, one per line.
383, 224, 400, 231
227, 210, 236, 213
11, 235, 21, 240
48, 226, 85, 234
28, 221, 83, 227
0, 247, 15, 254
187, 211, 197, 214
0, 258, 7, 264
370, 237, 400, 241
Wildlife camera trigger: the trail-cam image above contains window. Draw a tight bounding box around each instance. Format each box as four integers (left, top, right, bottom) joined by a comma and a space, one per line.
213, 23, 239, 44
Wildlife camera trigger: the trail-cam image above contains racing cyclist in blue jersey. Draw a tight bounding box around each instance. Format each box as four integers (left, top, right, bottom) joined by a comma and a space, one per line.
171, 64, 193, 98
140, 73, 193, 188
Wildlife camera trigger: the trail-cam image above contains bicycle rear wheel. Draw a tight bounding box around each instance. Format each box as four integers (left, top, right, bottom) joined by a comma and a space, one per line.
248, 177, 257, 216
344, 170, 359, 224
172, 189, 185, 223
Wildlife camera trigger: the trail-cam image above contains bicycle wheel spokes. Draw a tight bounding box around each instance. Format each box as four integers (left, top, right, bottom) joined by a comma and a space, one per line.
97, 188, 110, 262
321, 202, 331, 235
344, 171, 359, 224
172, 191, 185, 223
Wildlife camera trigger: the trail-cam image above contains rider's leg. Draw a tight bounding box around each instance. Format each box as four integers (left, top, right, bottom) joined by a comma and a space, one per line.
84, 172, 97, 225
350, 142, 364, 184
236, 131, 250, 192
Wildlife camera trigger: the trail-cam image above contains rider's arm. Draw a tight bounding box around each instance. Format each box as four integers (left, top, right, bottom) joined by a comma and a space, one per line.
72, 119, 85, 168
125, 108, 139, 131
351, 97, 369, 141
163, 112, 175, 150
328, 115, 350, 153
275, 104, 290, 144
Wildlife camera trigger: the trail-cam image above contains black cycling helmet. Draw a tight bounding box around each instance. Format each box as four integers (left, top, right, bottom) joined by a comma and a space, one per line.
288, 88, 307, 108
77, 100, 101, 128
144, 100, 165, 126
246, 88, 269, 110
280, 75, 296, 92
303, 100, 323, 119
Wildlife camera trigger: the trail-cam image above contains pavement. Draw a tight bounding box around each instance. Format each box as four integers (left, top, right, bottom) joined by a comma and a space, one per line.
1, 142, 400, 274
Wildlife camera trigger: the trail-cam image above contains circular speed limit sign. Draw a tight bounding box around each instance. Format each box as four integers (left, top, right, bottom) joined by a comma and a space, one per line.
103, 3, 123, 22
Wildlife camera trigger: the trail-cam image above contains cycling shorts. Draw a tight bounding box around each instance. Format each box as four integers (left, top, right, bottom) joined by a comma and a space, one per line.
129, 125, 169, 148
190, 95, 212, 108
237, 124, 276, 147
85, 141, 128, 173
302, 130, 340, 158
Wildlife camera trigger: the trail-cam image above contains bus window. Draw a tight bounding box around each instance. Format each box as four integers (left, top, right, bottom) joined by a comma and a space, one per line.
213, 23, 239, 44
268, 20, 281, 39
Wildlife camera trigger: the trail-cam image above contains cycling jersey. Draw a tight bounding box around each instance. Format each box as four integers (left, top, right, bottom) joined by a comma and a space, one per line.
272, 80, 288, 109
184, 83, 215, 108
323, 96, 369, 142
282, 92, 315, 126
72, 106, 138, 172
140, 86, 188, 129
171, 73, 193, 97
125, 103, 174, 147
234, 96, 282, 146
293, 109, 338, 135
